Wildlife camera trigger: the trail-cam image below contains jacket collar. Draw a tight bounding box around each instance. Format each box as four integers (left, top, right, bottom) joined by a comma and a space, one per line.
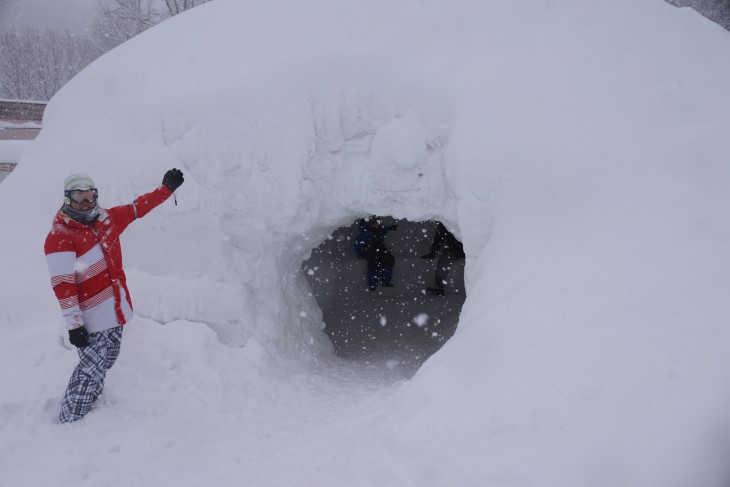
56, 207, 109, 229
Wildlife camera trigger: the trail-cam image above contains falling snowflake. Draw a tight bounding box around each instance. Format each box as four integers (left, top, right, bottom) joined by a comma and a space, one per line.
413, 313, 429, 327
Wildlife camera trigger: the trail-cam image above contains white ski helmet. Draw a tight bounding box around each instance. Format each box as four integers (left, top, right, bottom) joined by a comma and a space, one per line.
63, 173, 96, 205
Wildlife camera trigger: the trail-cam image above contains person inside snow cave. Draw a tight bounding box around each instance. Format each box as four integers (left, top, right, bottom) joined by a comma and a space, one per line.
44, 169, 184, 423
353, 215, 398, 291
421, 221, 465, 296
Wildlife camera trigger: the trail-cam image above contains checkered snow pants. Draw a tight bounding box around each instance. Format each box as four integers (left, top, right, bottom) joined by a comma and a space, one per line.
59, 326, 123, 423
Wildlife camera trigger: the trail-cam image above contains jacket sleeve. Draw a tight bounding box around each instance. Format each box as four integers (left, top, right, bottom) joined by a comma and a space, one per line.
44, 232, 83, 330
107, 185, 173, 232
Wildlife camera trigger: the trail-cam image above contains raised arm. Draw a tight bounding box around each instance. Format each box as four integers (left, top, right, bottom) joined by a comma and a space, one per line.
107, 168, 185, 231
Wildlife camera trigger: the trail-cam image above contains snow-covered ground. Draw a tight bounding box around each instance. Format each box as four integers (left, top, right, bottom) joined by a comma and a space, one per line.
0, 120, 42, 128
2, 0, 730, 486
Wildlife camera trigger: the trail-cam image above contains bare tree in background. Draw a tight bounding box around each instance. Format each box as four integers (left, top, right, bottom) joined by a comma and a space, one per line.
164, 0, 211, 16
91, 0, 166, 55
0, 27, 96, 100
666, 0, 730, 30
93, 0, 213, 53
0, 0, 213, 101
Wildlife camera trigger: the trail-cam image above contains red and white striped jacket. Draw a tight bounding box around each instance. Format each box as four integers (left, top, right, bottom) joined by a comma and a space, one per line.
44, 185, 172, 333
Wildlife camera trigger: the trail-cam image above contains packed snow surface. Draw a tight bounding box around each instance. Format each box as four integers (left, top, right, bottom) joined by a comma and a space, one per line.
2, 0, 730, 486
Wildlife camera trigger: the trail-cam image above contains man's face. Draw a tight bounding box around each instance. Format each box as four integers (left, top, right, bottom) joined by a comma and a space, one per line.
67, 189, 97, 212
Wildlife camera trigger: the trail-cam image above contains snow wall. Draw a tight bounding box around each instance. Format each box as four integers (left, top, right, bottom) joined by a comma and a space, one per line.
2, 0, 730, 485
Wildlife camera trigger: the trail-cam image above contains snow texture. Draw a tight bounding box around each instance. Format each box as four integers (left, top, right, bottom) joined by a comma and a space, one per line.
0, 140, 32, 162
2, 0, 730, 486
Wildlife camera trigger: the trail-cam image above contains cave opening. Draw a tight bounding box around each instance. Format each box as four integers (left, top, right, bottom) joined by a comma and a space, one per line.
303, 216, 466, 371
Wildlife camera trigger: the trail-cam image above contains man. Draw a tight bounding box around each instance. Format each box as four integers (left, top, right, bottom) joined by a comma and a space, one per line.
421, 222, 465, 296
44, 168, 184, 423
353, 216, 398, 291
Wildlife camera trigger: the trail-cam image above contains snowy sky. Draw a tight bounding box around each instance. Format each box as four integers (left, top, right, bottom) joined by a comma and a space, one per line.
0, 0, 97, 30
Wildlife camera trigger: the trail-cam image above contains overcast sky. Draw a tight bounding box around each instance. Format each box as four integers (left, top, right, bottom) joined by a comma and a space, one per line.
0, 0, 97, 31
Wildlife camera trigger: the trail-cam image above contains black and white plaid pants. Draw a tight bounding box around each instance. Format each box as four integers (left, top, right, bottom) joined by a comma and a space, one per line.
59, 325, 123, 423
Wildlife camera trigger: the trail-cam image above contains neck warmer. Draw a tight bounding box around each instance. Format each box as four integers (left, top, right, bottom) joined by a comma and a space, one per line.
63, 204, 100, 226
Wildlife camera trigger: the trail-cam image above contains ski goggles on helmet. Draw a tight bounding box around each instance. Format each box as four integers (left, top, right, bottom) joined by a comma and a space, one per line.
65, 188, 98, 204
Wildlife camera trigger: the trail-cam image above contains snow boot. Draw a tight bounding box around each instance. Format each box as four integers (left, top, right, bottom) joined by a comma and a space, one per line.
426, 287, 444, 296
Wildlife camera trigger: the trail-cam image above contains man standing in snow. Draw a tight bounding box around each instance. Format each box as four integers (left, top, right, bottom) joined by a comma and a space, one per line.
44, 169, 184, 423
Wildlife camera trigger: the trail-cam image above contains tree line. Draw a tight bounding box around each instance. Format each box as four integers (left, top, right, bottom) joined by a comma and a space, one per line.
1, 0, 728, 102
0, 0, 211, 101
667, 0, 730, 29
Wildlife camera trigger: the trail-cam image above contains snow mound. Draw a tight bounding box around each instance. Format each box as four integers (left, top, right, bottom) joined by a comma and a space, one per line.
2, 0, 730, 485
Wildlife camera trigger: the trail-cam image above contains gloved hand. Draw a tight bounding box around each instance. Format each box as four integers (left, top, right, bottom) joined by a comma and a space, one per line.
421, 252, 436, 259
162, 168, 185, 192
388, 225, 398, 231
68, 326, 90, 348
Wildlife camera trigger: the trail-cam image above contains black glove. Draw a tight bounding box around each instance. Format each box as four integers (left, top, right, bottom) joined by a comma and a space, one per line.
68, 326, 90, 348
162, 168, 184, 192
421, 252, 436, 259
388, 225, 398, 231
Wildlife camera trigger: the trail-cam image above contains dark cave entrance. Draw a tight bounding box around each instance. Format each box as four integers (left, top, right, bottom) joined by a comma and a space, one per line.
303, 217, 466, 370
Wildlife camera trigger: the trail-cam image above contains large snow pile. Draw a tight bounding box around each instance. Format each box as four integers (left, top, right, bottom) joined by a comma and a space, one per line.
1, 0, 730, 485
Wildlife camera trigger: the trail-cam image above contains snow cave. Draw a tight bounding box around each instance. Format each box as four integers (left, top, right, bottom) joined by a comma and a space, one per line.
302, 217, 465, 371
